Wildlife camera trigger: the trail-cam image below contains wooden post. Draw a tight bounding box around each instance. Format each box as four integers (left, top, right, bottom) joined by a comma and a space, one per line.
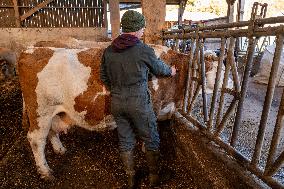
227, 0, 236, 23
236, 0, 245, 51
109, 0, 120, 39
178, 0, 187, 26
237, 0, 245, 22
141, 0, 166, 44
226, 0, 236, 49
12, 0, 21, 27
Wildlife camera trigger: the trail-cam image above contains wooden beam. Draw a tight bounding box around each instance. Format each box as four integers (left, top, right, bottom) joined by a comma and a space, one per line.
12, 0, 21, 27
20, 0, 54, 21
109, 0, 120, 38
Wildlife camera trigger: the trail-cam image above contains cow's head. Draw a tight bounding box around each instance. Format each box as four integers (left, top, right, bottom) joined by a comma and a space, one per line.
204, 50, 219, 73
0, 61, 15, 80
0, 48, 16, 81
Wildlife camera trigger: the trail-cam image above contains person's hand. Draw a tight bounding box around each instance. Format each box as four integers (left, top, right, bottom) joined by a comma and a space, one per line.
171, 66, 177, 76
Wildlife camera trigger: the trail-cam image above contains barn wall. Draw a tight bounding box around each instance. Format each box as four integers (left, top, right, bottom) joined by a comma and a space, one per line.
0, 27, 107, 54
0, 0, 106, 28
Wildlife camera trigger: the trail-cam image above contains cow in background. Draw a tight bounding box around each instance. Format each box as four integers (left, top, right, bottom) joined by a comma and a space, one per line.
18, 42, 189, 180
0, 48, 16, 80
203, 50, 234, 94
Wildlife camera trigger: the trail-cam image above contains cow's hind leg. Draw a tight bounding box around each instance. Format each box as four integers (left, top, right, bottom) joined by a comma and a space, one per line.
27, 115, 54, 180
48, 114, 68, 155
48, 130, 66, 155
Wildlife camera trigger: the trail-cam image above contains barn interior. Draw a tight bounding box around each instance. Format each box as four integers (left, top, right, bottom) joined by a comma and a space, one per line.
1, 0, 284, 188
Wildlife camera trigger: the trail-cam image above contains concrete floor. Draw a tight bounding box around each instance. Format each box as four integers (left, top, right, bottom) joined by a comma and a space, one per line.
190, 77, 284, 185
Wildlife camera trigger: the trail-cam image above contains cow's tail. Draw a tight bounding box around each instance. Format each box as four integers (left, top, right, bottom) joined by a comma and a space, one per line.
22, 98, 30, 132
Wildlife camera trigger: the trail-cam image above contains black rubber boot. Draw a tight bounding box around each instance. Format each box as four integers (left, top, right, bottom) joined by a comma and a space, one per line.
145, 150, 160, 187
120, 151, 135, 189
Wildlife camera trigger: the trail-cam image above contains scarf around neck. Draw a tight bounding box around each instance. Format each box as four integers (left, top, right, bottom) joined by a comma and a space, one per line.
111, 34, 140, 53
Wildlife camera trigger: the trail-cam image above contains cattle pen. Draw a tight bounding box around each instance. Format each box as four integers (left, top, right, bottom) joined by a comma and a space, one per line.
1, 0, 284, 189
163, 2, 284, 188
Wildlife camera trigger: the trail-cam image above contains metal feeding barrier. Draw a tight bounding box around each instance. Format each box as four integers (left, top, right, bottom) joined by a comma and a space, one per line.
162, 2, 284, 188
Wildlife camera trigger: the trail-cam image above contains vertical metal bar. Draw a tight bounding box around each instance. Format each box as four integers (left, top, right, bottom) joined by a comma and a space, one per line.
265, 88, 284, 176
230, 36, 257, 147
228, 37, 241, 92
208, 38, 226, 130
216, 54, 231, 127
183, 38, 196, 113
215, 37, 242, 134
187, 84, 202, 113
215, 98, 238, 135
251, 34, 284, 167
187, 37, 200, 112
200, 42, 209, 122
266, 148, 284, 176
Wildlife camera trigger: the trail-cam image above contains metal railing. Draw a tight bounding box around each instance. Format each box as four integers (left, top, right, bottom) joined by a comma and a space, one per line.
162, 2, 284, 188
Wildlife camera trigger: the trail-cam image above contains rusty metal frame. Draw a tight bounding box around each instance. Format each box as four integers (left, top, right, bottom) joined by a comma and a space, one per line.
162, 2, 284, 188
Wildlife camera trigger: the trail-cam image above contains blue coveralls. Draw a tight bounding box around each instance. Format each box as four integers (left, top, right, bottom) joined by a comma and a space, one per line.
100, 41, 171, 152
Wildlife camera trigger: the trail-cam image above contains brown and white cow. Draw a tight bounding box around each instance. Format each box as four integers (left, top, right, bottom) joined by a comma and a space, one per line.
18, 42, 189, 180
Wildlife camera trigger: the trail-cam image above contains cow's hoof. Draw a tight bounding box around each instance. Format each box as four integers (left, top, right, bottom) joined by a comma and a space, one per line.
40, 172, 55, 181
55, 146, 66, 155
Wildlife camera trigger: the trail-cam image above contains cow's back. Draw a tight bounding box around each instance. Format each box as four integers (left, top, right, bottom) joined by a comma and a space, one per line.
18, 47, 111, 131
19, 43, 189, 131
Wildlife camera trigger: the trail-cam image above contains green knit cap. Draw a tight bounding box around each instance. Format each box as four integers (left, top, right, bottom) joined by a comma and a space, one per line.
121, 10, 146, 33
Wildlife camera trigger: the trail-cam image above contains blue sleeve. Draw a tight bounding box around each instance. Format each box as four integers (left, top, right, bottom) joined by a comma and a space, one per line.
100, 51, 111, 90
142, 46, 172, 76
